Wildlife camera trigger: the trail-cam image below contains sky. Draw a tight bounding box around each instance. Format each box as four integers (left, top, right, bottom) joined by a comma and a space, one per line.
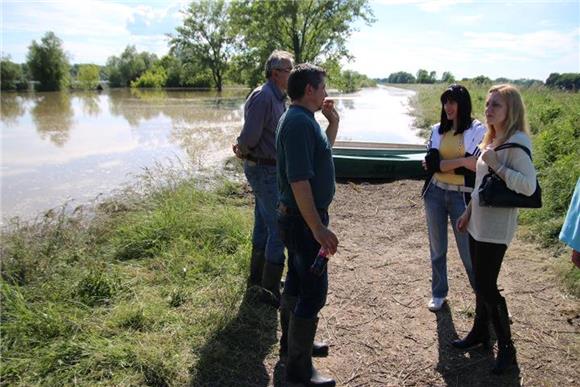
1, 0, 579, 81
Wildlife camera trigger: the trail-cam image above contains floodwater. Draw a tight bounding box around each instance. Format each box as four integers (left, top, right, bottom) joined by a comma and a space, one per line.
0, 85, 422, 221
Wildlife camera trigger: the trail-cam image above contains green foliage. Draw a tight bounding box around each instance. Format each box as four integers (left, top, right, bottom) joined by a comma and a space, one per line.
229, 0, 375, 87
131, 66, 168, 88
75, 64, 100, 89
416, 69, 436, 84
471, 75, 492, 85
76, 270, 119, 306
328, 67, 376, 92
545, 72, 580, 91
26, 31, 70, 91
105, 45, 158, 87
0, 176, 254, 385
441, 71, 455, 83
385, 71, 416, 84
170, 0, 235, 91
1, 56, 28, 90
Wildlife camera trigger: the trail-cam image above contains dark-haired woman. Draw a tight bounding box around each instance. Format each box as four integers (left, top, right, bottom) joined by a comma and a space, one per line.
422, 84, 487, 312
454, 84, 537, 374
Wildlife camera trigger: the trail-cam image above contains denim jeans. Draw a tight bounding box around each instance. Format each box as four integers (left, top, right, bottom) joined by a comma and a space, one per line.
278, 209, 329, 319
424, 183, 474, 298
244, 161, 285, 265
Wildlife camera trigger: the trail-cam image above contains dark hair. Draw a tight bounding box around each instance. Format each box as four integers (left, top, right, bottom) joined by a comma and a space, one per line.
287, 63, 326, 101
439, 84, 473, 135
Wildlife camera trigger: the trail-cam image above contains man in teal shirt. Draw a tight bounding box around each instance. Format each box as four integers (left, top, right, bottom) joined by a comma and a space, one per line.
276, 63, 339, 387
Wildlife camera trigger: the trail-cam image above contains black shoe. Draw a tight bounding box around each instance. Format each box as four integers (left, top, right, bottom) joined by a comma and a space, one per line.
452, 331, 490, 350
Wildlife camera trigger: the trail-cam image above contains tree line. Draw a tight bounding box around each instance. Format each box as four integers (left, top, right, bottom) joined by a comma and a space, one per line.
1, 0, 376, 92
378, 69, 579, 90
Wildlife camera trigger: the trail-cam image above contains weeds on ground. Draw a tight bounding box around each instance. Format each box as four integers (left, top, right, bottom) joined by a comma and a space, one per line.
0, 169, 262, 385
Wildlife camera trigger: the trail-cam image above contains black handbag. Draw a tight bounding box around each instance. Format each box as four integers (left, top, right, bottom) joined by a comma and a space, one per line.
478, 143, 542, 208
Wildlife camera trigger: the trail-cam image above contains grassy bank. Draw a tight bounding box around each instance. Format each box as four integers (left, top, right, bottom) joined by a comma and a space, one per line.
400, 82, 580, 295
1, 172, 280, 385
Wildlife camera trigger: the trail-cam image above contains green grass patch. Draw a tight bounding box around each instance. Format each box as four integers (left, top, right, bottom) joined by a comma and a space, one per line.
0, 175, 280, 385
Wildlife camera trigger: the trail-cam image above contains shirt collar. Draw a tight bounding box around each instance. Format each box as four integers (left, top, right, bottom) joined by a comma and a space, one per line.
289, 104, 315, 118
266, 79, 287, 101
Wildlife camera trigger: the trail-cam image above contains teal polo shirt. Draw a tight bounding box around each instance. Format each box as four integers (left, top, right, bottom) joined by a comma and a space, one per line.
276, 105, 335, 210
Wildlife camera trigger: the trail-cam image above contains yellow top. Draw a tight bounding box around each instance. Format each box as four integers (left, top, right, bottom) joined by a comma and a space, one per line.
434, 131, 465, 186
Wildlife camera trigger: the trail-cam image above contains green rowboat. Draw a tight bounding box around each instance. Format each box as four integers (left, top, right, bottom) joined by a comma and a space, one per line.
332, 141, 427, 180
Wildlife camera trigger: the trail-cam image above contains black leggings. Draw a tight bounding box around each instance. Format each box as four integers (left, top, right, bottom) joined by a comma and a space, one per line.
469, 234, 508, 305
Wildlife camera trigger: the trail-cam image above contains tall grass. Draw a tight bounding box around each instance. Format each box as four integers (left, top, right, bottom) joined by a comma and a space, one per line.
0, 169, 278, 385
402, 82, 580, 295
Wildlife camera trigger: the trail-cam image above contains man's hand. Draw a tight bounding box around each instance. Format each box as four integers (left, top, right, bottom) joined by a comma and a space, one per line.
322, 99, 339, 124
232, 144, 244, 159
312, 225, 339, 255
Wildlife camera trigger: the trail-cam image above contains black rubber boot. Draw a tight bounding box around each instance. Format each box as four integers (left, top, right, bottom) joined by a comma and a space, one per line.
261, 262, 284, 308
247, 246, 265, 287
280, 295, 329, 359
286, 314, 335, 387
452, 295, 490, 349
488, 297, 518, 374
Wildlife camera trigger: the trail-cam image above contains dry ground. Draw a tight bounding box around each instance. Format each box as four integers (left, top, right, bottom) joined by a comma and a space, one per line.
263, 180, 579, 387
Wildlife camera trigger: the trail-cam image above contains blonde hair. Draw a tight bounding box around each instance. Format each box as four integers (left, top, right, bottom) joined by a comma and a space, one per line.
481, 84, 530, 148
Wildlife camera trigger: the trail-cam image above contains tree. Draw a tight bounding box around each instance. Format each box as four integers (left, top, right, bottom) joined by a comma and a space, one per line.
105, 46, 157, 87
76, 64, 100, 89
230, 0, 375, 86
26, 31, 70, 91
387, 71, 415, 84
472, 75, 491, 85
416, 69, 430, 84
170, 0, 236, 91
441, 71, 455, 84
1, 56, 28, 90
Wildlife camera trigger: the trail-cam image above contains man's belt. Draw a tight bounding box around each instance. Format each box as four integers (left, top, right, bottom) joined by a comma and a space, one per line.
246, 155, 276, 166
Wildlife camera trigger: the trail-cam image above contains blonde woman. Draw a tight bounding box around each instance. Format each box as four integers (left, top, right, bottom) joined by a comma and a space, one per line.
454, 85, 537, 374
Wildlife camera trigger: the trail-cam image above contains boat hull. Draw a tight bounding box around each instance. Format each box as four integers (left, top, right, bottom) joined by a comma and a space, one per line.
332, 141, 427, 180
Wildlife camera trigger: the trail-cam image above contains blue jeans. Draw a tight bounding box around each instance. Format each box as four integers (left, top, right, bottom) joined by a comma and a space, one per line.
278, 209, 329, 319
424, 183, 474, 298
244, 162, 285, 265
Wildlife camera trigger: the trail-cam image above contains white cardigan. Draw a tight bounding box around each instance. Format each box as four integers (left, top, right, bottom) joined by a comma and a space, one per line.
427, 119, 487, 158
468, 131, 538, 245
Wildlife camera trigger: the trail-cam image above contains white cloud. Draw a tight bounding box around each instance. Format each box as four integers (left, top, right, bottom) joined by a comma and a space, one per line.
2, 0, 185, 63
463, 29, 579, 58
373, 0, 474, 12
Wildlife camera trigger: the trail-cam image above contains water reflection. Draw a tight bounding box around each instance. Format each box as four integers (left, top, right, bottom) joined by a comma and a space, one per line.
1, 86, 421, 221
76, 92, 101, 117
0, 94, 26, 125
31, 93, 74, 147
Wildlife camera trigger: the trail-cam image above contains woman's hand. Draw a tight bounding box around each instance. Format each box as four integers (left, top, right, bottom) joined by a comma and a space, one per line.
481, 148, 500, 170
456, 212, 470, 233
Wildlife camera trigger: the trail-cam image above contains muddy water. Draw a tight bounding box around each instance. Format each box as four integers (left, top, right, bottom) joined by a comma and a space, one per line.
0, 86, 422, 221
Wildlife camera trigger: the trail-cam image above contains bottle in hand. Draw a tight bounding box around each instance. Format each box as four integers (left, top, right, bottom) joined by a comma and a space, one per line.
310, 247, 329, 276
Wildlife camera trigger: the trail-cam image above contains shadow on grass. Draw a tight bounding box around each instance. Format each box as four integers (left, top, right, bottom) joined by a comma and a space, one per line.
435, 303, 521, 386
189, 286, 279, 386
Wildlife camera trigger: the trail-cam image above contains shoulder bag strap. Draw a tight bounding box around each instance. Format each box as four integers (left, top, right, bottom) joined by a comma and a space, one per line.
494, 142, 532, 160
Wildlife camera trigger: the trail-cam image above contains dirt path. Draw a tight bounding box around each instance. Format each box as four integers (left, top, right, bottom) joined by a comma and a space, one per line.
265, 180, 579, 386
